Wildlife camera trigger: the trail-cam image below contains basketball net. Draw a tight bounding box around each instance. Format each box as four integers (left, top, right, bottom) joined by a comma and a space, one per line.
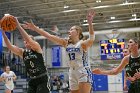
105, 29, 120, 39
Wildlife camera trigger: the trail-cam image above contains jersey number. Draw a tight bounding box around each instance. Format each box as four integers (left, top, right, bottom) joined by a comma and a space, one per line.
8, 78, 12, 81
30, 61, 35, 68
68, 53, 75, 60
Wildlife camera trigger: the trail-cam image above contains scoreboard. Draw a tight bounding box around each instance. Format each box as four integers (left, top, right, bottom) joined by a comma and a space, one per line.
100, 39, 125, 60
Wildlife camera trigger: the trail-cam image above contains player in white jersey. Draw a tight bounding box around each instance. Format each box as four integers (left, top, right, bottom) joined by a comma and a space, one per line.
21, 9, 95, 93
66, 39, 93, 92
1, 66, 17, 93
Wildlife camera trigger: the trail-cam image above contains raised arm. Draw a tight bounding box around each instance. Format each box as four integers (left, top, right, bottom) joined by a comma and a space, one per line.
81, 10, 95, 50
22, 21, 67, 47
2, 31, 23, 58
123, 72, 128, 91
15, 18, 42, 53
92, 56, 129, 75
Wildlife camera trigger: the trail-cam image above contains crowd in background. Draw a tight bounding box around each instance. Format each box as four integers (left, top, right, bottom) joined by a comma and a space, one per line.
50, 75, 69, 93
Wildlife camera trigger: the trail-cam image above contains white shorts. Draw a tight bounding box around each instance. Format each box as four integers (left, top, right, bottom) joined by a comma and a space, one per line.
69, 67, 93, 90
5, 83, 14, 90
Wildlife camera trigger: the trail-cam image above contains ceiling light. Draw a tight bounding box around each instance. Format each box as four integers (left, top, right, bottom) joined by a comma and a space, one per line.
83, 20, 122, 26
110, 16, 115, 19
62, 9, 79, 13
82, 23, 90, 26
132, 14, 137, 19
94, 5, 109, 9
96, 0, 101, 3
82, 23, 96, 26
129, 18, 140, 21
121, 2, 134, 5
83, 20, 87, 22
91, 2, 138, 9
82, 18, 140, 26
64, 5, 69, 9
108, 20, 122, 23
132, 14, 136, 17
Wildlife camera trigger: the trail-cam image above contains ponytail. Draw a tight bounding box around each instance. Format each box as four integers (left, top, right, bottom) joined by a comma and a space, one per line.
79, 33, 84, 40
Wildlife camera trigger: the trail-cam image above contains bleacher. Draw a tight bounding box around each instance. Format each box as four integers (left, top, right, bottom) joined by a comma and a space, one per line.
0, 54, 29, 93
0, 76, 28, 93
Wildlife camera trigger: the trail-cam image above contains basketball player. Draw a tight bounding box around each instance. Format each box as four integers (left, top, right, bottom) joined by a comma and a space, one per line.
2, 18, 50, 93
93, 38, 140, 93
1, 66, 16, 93
22, 10, 95, 93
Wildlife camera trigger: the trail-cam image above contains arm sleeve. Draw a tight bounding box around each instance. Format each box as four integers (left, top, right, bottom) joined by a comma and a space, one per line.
89, 34, 95, 41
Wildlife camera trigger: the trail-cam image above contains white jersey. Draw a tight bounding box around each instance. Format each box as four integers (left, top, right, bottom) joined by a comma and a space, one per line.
1, 71, 15, 90
66, 40, 90, 68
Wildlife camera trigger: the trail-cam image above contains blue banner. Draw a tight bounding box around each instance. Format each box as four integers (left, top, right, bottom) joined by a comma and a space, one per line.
0, 31, 2, 62
52, 46, 61, 67
93, 74, 108, 91
5, 32, 11, 40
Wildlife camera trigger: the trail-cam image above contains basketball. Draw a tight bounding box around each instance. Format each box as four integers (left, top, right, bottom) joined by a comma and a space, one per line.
0, 14, 16, 31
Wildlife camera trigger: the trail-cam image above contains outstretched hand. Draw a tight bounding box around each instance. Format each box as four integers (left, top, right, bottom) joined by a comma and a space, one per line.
22, 21, 37, 31
92, 68, 102, 74
134, 72, 140, 80
127, 76, 136, 82
87, 9, 95, 23
14, 17, 20, 27
127, 72, 140, 82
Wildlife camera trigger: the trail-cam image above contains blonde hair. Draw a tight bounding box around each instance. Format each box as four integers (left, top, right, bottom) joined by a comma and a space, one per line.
74, 25, 83, 40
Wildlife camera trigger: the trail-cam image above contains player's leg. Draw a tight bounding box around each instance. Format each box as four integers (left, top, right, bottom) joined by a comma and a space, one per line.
69, 69, 80, 93
70, 90, 80, 93
77, 67, 92, 93
5, 89, 11, 93
27, 79, 37, 93
4, 85, 11, 93
27, 85, 36, 93
79, 82, 91, 93
36, 75, 50, 93
36, 82, 50, 93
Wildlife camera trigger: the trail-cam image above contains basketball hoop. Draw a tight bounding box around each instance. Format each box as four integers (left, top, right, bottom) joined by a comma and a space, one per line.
105, 29, 120, 39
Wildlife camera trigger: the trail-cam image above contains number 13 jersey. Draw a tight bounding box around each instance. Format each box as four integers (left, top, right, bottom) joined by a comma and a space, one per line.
66, 40, 90, 68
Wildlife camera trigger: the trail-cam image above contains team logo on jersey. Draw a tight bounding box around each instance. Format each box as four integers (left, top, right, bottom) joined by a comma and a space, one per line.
24, 54, 37, 60
66, 48, 80, 52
